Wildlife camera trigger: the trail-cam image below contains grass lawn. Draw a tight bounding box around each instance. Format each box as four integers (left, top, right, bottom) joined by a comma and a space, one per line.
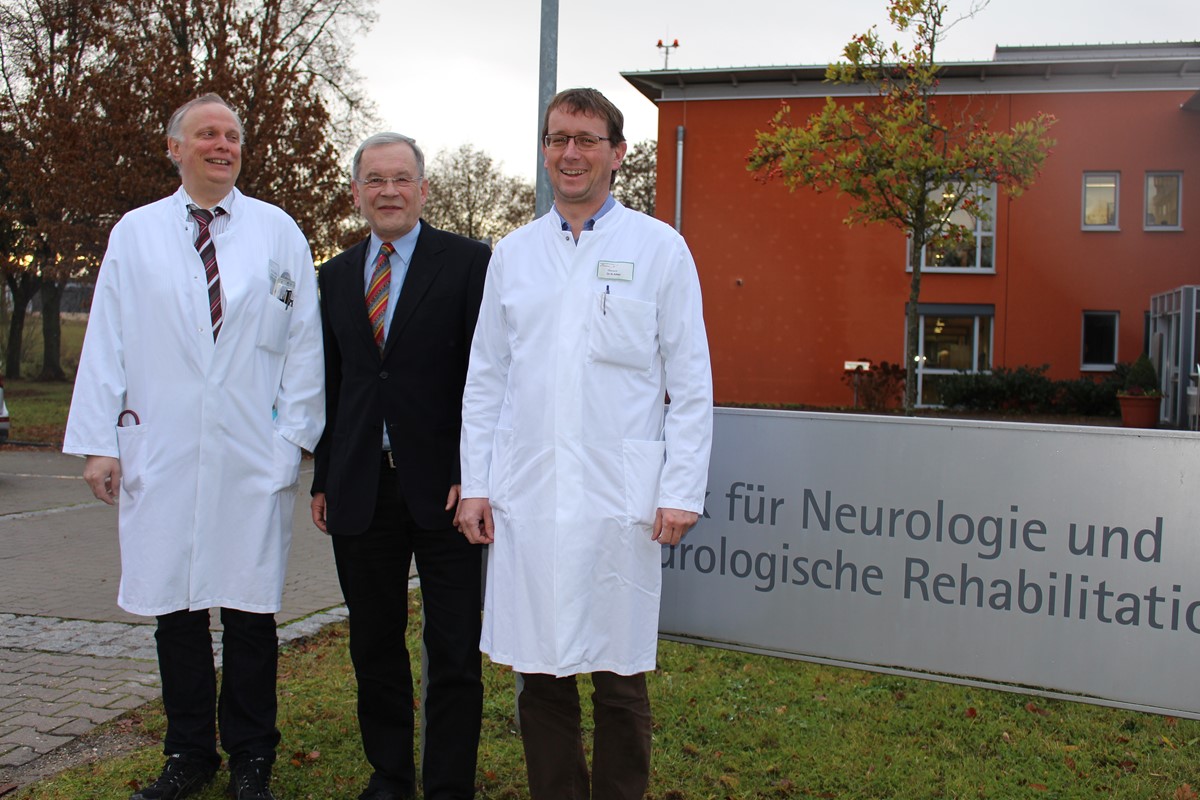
2, 315, 84, 445
3, 379, 73, 445
10, 591, 1200, 799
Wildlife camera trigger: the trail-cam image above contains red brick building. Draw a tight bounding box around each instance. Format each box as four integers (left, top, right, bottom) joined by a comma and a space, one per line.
623, 43, 1200, 412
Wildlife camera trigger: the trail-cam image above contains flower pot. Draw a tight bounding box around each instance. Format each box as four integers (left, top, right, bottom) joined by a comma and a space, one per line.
1117, 394, 1161, 428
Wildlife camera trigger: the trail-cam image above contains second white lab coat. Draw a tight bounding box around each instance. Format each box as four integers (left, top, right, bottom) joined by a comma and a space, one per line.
460, 202, 712, 676
63, 187, 324, 617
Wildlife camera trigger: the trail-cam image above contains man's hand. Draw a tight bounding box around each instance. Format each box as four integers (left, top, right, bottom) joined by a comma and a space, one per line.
652, 507, 700, 546
456, 497, 494, 545
445, 484, 461, 512
83, 455, 121, 505
310, 492, 329, 533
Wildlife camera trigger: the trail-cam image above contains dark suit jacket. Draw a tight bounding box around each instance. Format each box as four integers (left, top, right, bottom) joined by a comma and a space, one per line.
311, 222, 489, 533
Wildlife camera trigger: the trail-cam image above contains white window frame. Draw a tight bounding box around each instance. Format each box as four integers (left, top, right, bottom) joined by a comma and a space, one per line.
1080, 311, 1119, 372
1082, 172, 1120, 231
907, 184, 997, 274
1144, 171, 1183, 231
913, 305, 995, 407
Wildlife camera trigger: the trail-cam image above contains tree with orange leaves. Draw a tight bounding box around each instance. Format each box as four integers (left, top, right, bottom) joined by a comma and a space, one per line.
0, 0, 375, 379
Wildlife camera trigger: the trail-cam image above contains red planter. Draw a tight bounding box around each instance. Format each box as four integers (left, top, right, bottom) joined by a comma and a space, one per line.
1117, 394, 1161, 428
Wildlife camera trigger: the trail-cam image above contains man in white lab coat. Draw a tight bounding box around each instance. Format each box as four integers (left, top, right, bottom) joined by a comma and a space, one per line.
457, 87, 713, 799
64, 93, 324, 800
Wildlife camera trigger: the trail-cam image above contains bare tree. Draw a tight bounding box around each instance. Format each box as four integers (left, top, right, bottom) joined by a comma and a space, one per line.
614, 139, 656, 216
422, 144, 535, 244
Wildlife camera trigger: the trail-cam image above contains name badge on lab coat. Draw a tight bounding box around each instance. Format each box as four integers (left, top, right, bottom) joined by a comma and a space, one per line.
597, 260, 634, 281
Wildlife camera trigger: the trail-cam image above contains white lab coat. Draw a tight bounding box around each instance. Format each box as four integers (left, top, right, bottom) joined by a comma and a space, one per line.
460, 202, 713, 676
64, 187, 324, 617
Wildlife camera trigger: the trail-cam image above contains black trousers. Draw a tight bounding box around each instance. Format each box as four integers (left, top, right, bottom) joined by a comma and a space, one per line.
331, 466, 483, 799
155, 606, 280, 769
517, 671, 652, 800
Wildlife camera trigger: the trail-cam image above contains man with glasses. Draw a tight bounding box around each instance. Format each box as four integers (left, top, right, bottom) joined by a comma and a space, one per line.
65, 93, 325, 800
457, 88, 713, 799
310, 132, 489, 800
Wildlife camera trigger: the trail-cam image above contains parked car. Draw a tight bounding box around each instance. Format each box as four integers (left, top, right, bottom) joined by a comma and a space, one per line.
0, 373, 9, 443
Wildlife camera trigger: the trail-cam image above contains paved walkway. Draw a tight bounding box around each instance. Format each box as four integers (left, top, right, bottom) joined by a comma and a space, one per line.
0, 449, 352, 780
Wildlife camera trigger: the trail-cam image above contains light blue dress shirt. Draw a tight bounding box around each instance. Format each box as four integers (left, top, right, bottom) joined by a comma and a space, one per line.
364, 221, 421, 451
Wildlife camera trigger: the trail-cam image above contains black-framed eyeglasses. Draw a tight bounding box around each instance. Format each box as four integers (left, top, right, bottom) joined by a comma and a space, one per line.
356, 175, 423, 190
543, 134, 611, 150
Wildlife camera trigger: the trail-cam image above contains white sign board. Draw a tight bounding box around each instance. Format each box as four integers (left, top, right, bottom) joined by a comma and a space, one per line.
660, 408, 1200, 718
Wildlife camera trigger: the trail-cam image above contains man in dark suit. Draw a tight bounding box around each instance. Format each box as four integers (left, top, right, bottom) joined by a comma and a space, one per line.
310, 132, 489, 800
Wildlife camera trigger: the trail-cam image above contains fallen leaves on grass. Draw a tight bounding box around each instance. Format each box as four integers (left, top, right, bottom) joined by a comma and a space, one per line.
289, 749, 321, 767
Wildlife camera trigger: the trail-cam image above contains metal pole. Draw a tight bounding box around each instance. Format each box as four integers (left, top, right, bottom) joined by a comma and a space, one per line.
535, 0, 558, 218
673, 125, 685, 232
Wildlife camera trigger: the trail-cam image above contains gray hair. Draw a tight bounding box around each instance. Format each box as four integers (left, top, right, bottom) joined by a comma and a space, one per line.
351, 132, 425, 181
165, 93, 244, 169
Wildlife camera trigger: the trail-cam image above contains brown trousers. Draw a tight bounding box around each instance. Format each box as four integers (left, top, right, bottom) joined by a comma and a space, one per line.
517, 671, 652, 800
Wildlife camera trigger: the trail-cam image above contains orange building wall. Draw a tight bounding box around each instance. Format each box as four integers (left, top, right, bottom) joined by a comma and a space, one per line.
652, 91, 1200, 407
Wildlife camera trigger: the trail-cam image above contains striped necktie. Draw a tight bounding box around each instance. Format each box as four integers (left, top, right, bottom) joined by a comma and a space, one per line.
189, 206, 226, 340
366, 242, 394, 350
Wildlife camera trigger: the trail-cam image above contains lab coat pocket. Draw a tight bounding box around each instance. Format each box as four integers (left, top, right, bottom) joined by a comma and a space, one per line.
622, 439, 666, 528
256, 298, 292, 354
588, 294, 657, 371
271, 431, 302, 493
116, 423, 151, 497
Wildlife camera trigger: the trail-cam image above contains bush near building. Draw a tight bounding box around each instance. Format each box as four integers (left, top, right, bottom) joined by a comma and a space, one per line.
938, 364, 1123, 416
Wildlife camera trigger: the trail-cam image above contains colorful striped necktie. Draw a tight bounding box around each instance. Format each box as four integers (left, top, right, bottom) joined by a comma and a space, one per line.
189, 206, 226, 340
366, 241, 394, 350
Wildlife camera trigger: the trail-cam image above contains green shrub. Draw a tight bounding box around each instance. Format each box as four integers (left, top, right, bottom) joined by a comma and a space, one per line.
1123, 353, 1160, 395
939, 364, 1057, 413
936, 370, 1000, 410
938, 364, 1121, 417
1057, 375, 1121, 416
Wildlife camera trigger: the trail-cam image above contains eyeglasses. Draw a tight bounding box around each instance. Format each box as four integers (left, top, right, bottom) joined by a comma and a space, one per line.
543, 134, 611, 150
356, 175, 423, 190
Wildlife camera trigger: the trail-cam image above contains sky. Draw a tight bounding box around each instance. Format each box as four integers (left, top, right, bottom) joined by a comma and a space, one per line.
351, 0, 1197, 181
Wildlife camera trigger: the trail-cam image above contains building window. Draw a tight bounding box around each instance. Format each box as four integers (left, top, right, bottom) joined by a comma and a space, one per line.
1081, 311, 1119, 371
1145, 172, 1182, 230
910, 184, 996, 272
915, 304, 994, 406
1082, 172, 1119, 230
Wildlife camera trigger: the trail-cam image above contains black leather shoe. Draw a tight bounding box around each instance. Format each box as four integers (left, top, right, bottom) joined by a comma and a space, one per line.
358, 789, 408, 800
228, 756, 276, 800
129, 753, 216, 800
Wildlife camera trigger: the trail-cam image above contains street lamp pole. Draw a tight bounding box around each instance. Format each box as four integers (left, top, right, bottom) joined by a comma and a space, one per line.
535, 0, 558, 217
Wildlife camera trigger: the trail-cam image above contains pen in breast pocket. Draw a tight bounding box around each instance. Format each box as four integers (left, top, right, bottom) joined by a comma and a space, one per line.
603, 284, 609, 315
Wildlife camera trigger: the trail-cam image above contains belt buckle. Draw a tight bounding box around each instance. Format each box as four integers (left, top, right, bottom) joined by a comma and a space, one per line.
384, 450, 395, 469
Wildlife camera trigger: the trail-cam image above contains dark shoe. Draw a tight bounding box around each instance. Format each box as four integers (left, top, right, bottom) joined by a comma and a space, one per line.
227, 756, 276, 800
129, 753, 216, 800
358, 789, 408, 800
